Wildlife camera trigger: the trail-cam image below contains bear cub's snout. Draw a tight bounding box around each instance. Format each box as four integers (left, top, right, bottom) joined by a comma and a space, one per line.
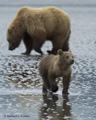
69, 59, 74, 65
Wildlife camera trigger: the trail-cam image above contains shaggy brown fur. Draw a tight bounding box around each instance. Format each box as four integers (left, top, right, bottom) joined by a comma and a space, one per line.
7, 6, 71, 55
39, 49, 74, 94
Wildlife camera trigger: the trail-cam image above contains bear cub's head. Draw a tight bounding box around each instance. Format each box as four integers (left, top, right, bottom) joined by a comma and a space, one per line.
57, 49, 74, 65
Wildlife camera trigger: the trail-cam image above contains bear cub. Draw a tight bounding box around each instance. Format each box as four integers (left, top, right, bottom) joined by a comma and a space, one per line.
39, 49, 74, 94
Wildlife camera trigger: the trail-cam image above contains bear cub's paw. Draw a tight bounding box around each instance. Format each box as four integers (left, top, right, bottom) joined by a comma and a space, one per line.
51, 84, 58, 92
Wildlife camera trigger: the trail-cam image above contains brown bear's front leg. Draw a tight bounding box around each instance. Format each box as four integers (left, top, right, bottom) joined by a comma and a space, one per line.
62, 73, 71, 94
33, 28, 46, 55
22, 32, 33, 55
48, 74, 58, 92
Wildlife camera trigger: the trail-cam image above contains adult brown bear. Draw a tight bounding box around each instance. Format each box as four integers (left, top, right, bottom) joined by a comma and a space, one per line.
7, 6, 71, 55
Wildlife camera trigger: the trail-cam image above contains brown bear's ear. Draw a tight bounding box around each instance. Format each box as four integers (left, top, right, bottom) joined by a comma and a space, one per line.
57, 49, 63, 55
8, 29, 12, 34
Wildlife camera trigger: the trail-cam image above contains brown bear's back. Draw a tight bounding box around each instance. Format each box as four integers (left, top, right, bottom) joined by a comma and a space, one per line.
16, 6, 70, 38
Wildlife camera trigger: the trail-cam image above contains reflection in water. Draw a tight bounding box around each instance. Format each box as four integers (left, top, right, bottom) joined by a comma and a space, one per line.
39, 94, 72, 120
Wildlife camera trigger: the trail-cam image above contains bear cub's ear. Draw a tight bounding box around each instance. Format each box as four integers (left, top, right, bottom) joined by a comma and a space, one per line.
57, 49, 63, 55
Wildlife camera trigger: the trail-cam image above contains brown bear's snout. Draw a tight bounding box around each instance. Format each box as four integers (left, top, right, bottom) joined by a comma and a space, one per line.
9, 43, 15, 51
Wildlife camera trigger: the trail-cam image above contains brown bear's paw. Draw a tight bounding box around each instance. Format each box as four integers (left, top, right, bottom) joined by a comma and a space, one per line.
35, 49, 43, 55
51, 84, 58, 92
21, 51, 30, 55
47, 50, 57, 55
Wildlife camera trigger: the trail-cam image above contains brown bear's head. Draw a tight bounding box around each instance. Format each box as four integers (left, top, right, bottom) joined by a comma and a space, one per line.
57, 49, 74, 65
7, 23, 23, 51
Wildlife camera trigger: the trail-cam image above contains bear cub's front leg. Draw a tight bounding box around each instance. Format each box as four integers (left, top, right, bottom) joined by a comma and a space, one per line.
62, 73, 71, 94
48, 74, 58, 93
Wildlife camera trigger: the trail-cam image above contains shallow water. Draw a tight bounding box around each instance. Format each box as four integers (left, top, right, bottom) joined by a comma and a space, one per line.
0, 0, 96, 120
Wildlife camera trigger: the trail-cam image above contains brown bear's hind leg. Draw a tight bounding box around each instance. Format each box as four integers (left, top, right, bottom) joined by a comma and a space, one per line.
33, 41, 45, 55
62, 40, 69, 51
47, 36, 64, 55
22, 32, 33, 55
62, 31, 70, 51
34, 46, 43, 55
47, 50, 57, 55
